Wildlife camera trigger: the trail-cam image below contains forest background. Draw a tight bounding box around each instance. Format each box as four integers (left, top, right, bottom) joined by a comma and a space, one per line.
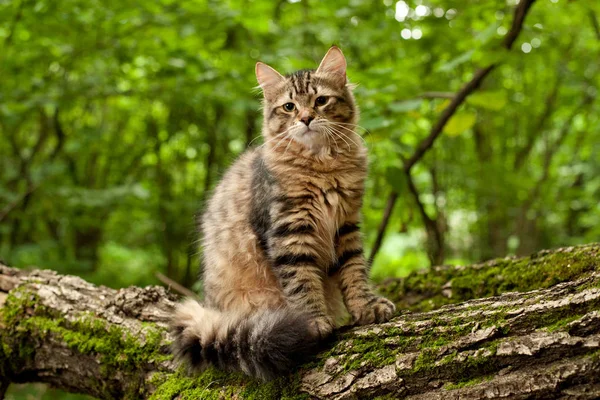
1, 0, 599, 398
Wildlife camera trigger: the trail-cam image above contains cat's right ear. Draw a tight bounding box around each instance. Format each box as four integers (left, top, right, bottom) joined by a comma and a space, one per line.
256, 62, 285, 99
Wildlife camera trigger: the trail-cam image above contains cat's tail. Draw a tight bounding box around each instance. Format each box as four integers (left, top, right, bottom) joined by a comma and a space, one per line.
170, 299, 319, 380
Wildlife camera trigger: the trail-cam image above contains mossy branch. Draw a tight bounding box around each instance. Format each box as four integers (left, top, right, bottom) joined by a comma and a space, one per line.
1, 244, 600, 399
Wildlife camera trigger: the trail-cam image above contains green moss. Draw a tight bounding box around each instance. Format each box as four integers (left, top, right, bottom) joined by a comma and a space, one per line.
412, 348, 438, 372
444, 375, 492, 390
1, 286, 172, 398
303, 324, 425, 375
19, 314, 170, 372
590, 349, 600, 363
1, 287, 42, 377
149, 368, 244, 399
148, 367, 309, 400
381, 244, 600, 312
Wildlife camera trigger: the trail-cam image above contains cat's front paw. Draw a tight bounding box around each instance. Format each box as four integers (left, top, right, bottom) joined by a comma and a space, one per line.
350, 296, 396, 326
308, 315, 335, 339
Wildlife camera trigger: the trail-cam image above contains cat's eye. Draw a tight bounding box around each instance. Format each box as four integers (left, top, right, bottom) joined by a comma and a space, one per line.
315, 96, 328, 106
283, 103, 296, 112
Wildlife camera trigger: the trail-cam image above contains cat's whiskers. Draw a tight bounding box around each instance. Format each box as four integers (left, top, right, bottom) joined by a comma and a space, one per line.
328, 123, 366, 148
326, 125, 354, 151
256, 127, 294, 150
322, 125, 347, 153
320, 126, 341, 158
282, 131, 295, 159
268, 124, 303, 154
330, 122, 371, 147
268, 133, 294, 161
270, 125, 303, 164
272, 134, 292, 154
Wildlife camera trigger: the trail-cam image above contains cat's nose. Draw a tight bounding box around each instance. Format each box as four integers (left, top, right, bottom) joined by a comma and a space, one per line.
300, 116, 314, 126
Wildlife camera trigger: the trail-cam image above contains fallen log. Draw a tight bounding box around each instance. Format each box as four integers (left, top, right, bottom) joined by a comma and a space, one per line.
1, 244, 599, 399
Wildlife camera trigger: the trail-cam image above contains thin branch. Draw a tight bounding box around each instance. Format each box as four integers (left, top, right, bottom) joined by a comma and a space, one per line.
405, 172, 444, 265
155, 271, 199, 300
404, 66, 495, 173
503, 1, 536, 50
369, 0, 537, 264
368, 192, 398, 266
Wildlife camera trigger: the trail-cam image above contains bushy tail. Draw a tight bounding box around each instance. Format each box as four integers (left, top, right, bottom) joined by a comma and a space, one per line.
170, 299, 318, 380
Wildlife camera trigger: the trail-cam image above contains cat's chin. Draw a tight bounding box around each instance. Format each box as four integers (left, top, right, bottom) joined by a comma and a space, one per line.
293, 131, 330, 153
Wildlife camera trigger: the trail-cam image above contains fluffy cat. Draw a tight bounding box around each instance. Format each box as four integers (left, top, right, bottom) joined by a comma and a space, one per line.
171, 46, 396, 380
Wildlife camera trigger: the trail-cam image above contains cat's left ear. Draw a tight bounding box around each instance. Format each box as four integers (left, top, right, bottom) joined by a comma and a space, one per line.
256, 62, 285, 99
316, 46, 347, 88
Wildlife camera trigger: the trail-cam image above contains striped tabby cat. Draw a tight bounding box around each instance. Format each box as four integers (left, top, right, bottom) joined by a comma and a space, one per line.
171, 46, 396, 380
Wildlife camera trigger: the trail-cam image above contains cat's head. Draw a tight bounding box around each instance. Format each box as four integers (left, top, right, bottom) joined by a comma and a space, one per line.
255, 46, 359, 153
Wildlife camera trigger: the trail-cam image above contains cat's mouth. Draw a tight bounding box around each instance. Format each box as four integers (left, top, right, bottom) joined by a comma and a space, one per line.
289, 125, 329, 150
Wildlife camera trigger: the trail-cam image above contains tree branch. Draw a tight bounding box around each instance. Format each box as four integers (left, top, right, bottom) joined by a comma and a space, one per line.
1, 243, 599, 399
155, 271, 199, 300
367, 192, 398, 266
405, 172, 444, 265
370, 0, 537, 263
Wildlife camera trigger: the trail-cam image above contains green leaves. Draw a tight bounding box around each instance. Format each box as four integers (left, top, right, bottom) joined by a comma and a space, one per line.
444, 111, 477, 136
441, 90, 507, 137
467, 91, 507, 111
437, 50, 475, 72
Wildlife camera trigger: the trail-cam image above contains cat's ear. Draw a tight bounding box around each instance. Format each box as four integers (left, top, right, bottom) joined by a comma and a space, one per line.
316, 46, 347, 88
256, 62, 285, 98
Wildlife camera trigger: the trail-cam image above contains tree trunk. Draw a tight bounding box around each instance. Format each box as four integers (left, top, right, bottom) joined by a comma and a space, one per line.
1, 244, 599, 399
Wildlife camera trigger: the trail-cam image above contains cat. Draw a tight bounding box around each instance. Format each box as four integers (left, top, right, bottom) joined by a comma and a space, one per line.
171, 46, 396, 380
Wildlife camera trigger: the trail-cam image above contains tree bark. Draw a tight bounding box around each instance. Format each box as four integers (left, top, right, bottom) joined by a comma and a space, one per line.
1, 243, 599, 399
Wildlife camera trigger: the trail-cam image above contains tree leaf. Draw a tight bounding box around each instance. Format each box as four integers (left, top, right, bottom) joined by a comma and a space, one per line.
475, 22, 499, 45
437, 50, 475, 73
467, 91, 507, 111
444, 111, 477, 136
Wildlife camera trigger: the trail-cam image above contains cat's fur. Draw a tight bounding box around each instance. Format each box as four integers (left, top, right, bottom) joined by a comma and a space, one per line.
171, 47, 396, 380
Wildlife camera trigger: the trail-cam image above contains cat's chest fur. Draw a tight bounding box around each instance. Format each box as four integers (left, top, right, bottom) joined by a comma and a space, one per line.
287, 168, 365, 261
314, 177, 358, 225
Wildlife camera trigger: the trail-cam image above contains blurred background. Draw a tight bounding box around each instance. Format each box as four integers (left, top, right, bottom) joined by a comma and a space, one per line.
1, 0, 599, 397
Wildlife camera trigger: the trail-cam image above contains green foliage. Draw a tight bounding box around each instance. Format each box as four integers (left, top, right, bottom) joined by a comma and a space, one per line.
2, 0, 599, 283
